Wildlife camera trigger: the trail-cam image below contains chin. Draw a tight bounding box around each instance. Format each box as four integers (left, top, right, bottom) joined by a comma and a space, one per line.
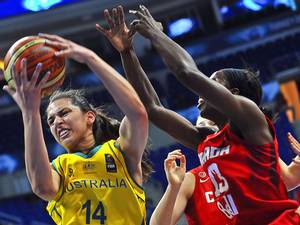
60, 138, 75, 151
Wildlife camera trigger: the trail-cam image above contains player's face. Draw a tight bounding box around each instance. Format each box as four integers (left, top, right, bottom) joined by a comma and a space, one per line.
198, 71, 229, 121
47, 98, 94, 151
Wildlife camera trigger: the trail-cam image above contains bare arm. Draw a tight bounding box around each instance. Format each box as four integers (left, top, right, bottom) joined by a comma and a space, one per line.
120, 48, 209, 149
150, 150, 194, 225
3, 60, 60, 201
40, 33, 148, 177
96, 5, 208, 150
279, 133, 300, 191
131, 6, 271, 145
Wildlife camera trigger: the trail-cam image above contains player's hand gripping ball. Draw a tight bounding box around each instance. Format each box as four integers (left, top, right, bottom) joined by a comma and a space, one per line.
4, 36, 65, 97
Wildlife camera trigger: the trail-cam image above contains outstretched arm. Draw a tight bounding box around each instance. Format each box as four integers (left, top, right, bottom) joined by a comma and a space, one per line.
130, 5, 272, 145
150, 150, 194, 225
96, 6, 210, 150
279, 132, 300, 191
40, 33, 148, 183
3, 60, 60, 201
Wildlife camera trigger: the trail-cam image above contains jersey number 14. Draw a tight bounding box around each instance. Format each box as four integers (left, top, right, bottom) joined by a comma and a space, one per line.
82, 200, 107, 224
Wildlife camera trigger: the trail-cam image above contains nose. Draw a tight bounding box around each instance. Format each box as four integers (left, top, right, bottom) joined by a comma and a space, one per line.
53, 116, 64, 126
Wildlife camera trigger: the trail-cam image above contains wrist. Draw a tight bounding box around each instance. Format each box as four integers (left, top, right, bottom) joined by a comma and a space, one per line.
84, 50, 99, 65
149, 30, 165, 42
167, 182, 182, 191
22, 110, 41, 121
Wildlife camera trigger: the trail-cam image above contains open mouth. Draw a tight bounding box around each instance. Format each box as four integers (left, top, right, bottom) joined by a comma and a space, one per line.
58, 128, 70, 140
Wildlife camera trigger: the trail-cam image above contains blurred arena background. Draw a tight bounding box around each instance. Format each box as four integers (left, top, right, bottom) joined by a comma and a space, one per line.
1, 0, 300, 224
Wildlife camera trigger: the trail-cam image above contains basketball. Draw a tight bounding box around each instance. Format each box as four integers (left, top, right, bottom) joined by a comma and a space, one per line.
4, 36, 65, 97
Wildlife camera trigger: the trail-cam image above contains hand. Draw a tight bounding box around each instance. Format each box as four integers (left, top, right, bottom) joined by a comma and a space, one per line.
3, 58, 50, 113
129, 5, 164, 40
288, 132, 300, 156
39, 33, 93, 64
96, 6, 133, 52
164, 149, 186, 187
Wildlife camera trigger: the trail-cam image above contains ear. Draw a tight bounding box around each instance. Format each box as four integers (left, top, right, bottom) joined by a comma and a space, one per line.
86, 111, 96, 125
230, 88, 240, 95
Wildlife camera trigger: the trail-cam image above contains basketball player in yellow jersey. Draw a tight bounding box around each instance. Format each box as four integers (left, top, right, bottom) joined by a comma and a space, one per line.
3, 26, 150, 224
47, 139, 146, 224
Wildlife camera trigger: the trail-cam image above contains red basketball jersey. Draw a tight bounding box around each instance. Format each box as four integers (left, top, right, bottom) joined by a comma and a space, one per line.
185, 166, 229, 225
186, 120, 300, 225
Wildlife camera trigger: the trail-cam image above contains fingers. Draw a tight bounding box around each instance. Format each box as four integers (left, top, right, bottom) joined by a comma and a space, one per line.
112, 8, 119, 26
104, 9, 114, 29
37, 71, 51, 89
95, 23, 107, 35
44, 40, 68, 52
54, 49, 71, 57
29, 63, 43, 88
139, 5, 152, 17
12, 64, 20, 87
20, 58, 28, 85
164, 150, 186, 172
168, 149, 182, 157
130, 19, 143, 33
129, 9, 146, 20
117, 5, 125, 25
288, 132, 300, 155
165, 150, 184, 165
165, 157, 176, 168
38, 33, 66, 43
180, 155, 186, 169
3, 85, 15, 96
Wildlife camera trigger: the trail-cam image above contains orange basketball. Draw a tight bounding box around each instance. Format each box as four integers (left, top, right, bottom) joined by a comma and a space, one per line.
4, 36, 65, 97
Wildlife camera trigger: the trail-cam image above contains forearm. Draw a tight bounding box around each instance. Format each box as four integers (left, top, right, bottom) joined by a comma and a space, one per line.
120, 47, 161, 109
23, 112, 54, 196
280, 157, 300, 191
150, 31, 198, 76
150, 185, 180, 225
85, 51, 146, 120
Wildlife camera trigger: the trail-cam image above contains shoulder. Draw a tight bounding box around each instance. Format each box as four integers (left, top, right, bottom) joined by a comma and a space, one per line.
180, 172, 196, 199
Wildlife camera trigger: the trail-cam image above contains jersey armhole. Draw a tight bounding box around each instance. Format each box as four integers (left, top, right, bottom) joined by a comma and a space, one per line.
108, 140, 145, 199
50, 158, 64, 202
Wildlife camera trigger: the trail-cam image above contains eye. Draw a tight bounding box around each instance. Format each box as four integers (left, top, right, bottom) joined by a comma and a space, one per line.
47, 117, 54, 126
62, 110, 70, 117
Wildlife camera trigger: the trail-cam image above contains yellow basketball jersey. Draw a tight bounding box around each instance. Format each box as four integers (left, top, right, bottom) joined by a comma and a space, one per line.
47, 140, 146, 225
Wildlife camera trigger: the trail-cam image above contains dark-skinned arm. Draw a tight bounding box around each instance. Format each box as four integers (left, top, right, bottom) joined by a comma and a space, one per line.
120, 47, 211, 150
95, 5, 211, 150
130, 5, 272, 145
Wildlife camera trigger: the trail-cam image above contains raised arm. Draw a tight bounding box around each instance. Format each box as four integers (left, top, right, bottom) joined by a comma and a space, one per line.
3, 60, 60, 201
279, 132, 300, 191
130, 6, 271, 145
40, 33, 148, 181
150, 150, 194, 225
95, 6, 210, 150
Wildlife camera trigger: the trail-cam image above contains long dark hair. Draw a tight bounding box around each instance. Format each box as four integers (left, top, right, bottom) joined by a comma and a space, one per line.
47, 89, 152, 181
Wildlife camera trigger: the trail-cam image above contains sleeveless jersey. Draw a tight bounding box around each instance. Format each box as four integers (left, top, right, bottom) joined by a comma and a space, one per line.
188, 119, 300, 225
46, 140, 146, 225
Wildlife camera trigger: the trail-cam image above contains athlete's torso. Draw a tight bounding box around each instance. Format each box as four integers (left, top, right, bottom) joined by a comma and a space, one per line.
186, 121, 299, 225
47, 140, 146, 225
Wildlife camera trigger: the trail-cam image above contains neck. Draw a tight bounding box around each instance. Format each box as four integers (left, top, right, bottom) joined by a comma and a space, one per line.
69, 131, 96, 154
81, 143, 97, 154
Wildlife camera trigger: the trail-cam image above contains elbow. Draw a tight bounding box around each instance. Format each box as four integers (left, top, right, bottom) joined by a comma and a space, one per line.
31, 184, 57, 201
134, 103, 149, 124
